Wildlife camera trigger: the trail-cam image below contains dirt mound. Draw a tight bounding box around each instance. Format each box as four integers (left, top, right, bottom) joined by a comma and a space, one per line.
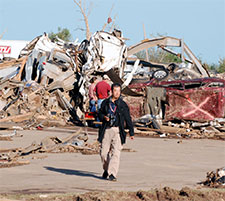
4, 187, 224, 201
75, 187, 225, 201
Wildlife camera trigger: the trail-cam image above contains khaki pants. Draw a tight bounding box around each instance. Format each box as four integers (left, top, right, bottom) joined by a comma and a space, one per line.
100, 127, 123, 177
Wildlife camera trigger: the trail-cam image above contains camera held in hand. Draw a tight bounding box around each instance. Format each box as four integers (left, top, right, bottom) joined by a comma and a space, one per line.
107, 113, 116, 127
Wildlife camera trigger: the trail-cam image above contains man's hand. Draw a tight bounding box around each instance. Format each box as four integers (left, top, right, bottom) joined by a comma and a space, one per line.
104, 116, 110, 121
130, 136, 134, 140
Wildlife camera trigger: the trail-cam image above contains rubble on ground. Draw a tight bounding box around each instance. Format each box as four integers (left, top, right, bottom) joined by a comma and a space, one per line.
0, 128, 135, 168
132, 115, 225, 140
0, 129, 94, 168
0, 79, 74, 128
199, 167, 225, 188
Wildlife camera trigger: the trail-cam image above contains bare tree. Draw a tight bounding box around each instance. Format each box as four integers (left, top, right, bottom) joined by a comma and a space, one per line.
0, 29, 7, 40
73, 0, 92, 40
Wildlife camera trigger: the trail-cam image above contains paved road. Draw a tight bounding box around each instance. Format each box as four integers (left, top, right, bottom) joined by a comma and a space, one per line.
0, 128, 224, 193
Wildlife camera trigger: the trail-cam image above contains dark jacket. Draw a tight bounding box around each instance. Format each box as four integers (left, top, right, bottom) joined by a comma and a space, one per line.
98, 97, 134, 144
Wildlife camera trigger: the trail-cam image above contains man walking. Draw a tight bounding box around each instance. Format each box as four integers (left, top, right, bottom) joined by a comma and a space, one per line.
98, 83, 134, 181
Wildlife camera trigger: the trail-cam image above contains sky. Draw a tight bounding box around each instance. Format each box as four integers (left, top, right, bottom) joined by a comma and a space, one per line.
0, 0, 224, 64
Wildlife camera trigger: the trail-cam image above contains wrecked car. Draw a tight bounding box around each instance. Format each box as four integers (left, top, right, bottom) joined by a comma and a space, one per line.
128, 77, 225, 122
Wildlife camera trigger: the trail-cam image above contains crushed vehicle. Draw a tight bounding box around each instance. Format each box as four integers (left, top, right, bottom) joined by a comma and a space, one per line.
128, 77, 225, 122
126, 36, 209, 81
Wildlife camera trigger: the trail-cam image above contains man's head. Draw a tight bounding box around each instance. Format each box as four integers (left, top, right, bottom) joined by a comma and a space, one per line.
90, 76, 97, 84
111, 83, 121, 100
103, 74, 109, 80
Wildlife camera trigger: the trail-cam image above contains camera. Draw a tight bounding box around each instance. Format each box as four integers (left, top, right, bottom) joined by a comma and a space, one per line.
108, 113, 116, 127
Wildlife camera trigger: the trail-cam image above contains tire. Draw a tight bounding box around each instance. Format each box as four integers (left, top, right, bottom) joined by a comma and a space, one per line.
78, 39, 89, 52
152, 69, 169, 81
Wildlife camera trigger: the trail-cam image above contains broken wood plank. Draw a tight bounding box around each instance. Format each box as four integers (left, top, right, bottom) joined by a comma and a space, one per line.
0, 57, 24, 69
14, 56, 28, 81
0, 112, 34, 123
136, 125, 198, 135
61, 128, 82, 144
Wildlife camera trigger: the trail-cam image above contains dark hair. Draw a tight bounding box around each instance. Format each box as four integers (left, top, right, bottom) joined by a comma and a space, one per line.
111, 83, 122, 91
90, 77, 97, 84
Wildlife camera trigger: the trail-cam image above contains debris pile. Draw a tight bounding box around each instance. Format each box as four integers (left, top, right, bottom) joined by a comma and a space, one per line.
0, 34, 84, 128
133, 116, 225, 140
0, 30, 225, 141
199, 167, 225, 188
0, 31, 129, 128
0, 79, 75, 128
